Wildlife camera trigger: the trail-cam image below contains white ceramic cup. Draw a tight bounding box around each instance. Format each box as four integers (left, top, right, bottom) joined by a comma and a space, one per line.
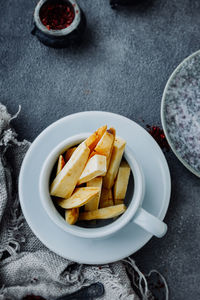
39, 133, 167, 239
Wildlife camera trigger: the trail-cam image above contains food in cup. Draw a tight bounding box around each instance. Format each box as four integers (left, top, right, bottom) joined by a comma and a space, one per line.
56, 155, 65, 175
85, 177, 103, 211
77, 154, 107, 185
57, 187, 101, 209
79, 204, 126, 221
65, 207, 79, 225
65, 147, 77, 161
90, 128, 115, 166
50, 142, 90, 198
49, 125, 131, 225
103, 137, 126, 189
113, 160, 131, 203
99, 188, 114, 208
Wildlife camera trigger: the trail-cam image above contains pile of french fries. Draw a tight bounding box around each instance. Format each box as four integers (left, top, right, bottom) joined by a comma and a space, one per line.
50, 125, 131, 225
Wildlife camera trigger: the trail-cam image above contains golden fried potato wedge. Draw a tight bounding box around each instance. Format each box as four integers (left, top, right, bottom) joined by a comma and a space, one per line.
65, 147, 77, 161
114, 199, 124, 205
50, 142, 90, 198
56, 155, 65, 176
113, 160, 130, 201
99, 188, 108, 208
108, 189, 113, 199
86, 176, 103, 188
99, 188, 114, 208
88, 151, 97, 159
79, 204, 126, 221
103, 137, 126, 189
85, 125, 107, 152
93, 128, 116, 167
85, 177, 103, 211
57, 187, 100, 209
77, 155, 107, 185
65, 208, 79, 225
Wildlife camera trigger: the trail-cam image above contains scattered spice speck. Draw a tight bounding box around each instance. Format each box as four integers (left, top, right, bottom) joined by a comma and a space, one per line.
146, 125, 170, 152
84, 89, 91, 95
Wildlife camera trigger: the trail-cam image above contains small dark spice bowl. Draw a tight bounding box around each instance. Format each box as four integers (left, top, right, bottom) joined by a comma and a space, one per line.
32, 0, 86, 48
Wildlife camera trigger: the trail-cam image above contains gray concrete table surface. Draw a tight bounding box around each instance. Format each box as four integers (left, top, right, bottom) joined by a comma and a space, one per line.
1, 0, 200, 299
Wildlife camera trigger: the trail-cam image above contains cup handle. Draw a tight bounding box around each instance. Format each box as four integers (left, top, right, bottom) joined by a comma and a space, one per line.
132, 207, 167, 238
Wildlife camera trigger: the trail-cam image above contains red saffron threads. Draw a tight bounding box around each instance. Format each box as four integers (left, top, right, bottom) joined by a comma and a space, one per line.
146, 125, 170, 152
40, 1, 75, 30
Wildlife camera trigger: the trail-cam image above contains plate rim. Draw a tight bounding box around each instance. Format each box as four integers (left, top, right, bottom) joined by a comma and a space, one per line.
161, 49, 200, 178
19, 111, 171, 264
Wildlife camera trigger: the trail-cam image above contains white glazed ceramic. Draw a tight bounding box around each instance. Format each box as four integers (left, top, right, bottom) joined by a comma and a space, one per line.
19, 111, 171, 264
39, 133, 167, 239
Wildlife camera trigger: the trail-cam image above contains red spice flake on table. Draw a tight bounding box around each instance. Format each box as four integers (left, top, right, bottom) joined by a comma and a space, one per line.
146, 125, 170, 152
40, 1, 75, 30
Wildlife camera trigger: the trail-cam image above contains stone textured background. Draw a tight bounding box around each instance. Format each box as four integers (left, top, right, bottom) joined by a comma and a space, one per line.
1, 0, 200, 299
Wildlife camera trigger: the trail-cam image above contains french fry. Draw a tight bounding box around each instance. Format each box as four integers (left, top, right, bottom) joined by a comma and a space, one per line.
113, 160, 130, 201
57, 187, 100, 209
85, 125, 107, 152
85, 177, 103, 211
89, 151, 97, 159
79, 204, 126, 221
108, 189, 113, 201
65, 147, 77, 161
92, 128, 116, 167
65, 208, 79, 225
77, 155, 107, 185
99, 188, 114, 208
99, 188, 108, 208
50, 142, 90, 198
114, 199, 124, 205
56, 155, 65, 176
103, 137, 126, 189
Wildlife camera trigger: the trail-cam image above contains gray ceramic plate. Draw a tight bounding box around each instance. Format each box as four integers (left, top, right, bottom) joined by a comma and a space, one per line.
161, 50, 200, 177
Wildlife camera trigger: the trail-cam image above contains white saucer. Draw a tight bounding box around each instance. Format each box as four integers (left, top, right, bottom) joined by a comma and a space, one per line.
19, 112, 171, 264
